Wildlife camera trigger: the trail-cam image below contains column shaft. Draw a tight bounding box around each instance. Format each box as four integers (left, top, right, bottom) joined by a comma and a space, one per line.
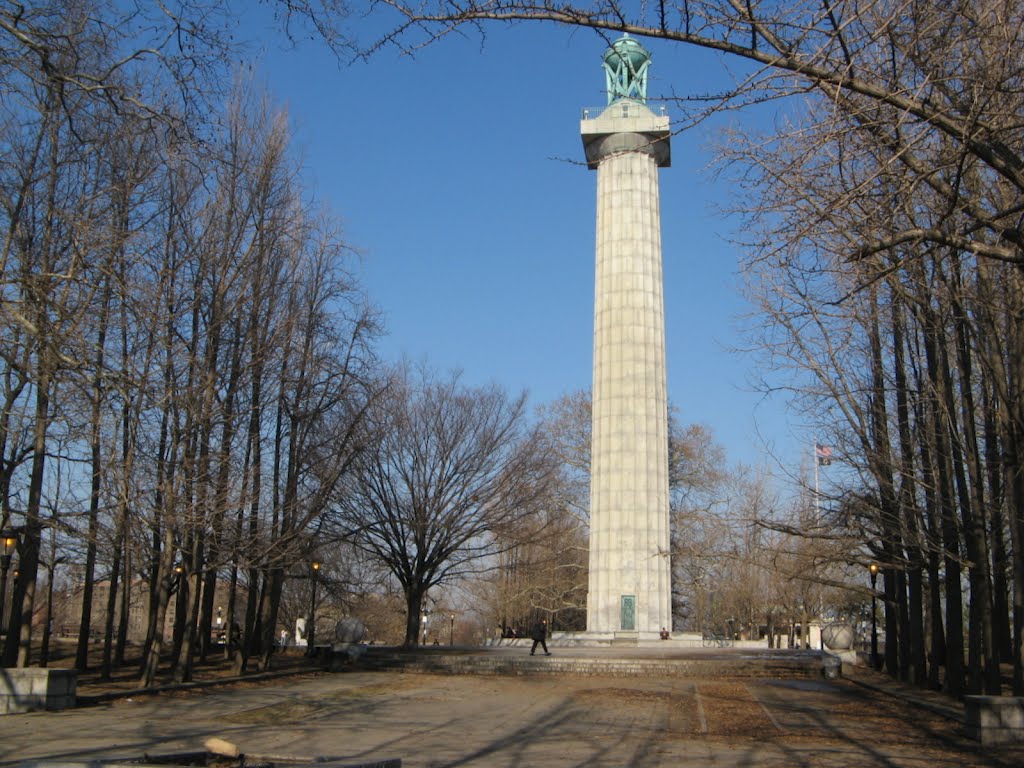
587, 149, 671, 634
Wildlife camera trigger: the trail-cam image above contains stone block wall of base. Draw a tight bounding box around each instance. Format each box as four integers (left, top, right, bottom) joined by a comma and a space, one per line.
0, 668, 77, 714
965, 695, 1024, 745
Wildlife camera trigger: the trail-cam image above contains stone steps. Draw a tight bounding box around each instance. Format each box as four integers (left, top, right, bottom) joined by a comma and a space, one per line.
353, 649, 826, 679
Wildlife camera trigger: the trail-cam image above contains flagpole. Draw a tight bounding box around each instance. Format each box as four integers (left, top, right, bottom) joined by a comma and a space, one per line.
814, 442, 820, 519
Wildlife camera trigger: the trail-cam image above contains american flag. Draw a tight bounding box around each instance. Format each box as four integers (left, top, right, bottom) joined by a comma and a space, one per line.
815, 444, 833, 466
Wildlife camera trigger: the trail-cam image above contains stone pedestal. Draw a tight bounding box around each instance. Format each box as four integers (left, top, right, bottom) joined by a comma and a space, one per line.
0, 667, 77, 714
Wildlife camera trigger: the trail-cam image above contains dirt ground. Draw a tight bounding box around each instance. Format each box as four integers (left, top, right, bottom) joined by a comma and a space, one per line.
5, 671, 1019, 767
8, 641, 1024, 767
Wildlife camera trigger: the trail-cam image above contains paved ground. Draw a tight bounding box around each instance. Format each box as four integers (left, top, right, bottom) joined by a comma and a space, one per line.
4, 648, 1024, 767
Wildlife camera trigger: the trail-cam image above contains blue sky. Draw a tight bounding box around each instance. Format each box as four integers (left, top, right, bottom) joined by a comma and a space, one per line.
245, 18, 807, 477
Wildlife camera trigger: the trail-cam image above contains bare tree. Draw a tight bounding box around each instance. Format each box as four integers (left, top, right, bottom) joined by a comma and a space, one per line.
336, 367, 557, 647
0, 3, 392, 676
0, 7, 122, 662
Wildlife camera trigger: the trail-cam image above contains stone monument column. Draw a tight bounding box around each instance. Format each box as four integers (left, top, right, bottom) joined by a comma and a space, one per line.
581, 35, 672, 638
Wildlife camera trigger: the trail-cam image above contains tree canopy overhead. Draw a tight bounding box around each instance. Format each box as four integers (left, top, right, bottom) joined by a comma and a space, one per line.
342, 1, 1023, 265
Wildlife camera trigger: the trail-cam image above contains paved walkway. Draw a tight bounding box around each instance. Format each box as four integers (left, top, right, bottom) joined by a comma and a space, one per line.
3, 648, 1022, 767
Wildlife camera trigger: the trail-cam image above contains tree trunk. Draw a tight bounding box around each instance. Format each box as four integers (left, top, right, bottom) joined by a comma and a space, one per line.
865, 284, 901, 676
101, 494, 130, 679
140, 529, 177, 687
2, 360, 51, 668
404, 583, 425, 648
924, 319, 965, 698
947, 267, 999, 695
890, 292, 927, 685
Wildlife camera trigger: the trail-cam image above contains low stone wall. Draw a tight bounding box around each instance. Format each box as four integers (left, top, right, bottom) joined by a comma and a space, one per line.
965, 695, 1024, 745
0, 668, 77, 714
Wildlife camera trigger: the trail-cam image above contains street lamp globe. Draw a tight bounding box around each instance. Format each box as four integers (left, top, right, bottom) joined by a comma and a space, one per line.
0, 529, 18, 637
0, 532, 15, 562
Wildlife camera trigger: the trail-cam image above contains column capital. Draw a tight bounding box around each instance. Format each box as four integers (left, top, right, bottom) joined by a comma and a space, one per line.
581, 101, 671, 169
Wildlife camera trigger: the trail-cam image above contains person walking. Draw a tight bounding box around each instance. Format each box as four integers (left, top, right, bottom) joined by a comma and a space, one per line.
530, 619, 551, 656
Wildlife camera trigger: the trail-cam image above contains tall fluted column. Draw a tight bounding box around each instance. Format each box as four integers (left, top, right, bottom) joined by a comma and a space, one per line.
581, 57, 672, 637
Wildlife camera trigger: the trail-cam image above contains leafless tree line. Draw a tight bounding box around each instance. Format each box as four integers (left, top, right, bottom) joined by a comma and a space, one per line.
723, 2, 1024, 697
0, 2, 579, 671
0, 2, 383, 684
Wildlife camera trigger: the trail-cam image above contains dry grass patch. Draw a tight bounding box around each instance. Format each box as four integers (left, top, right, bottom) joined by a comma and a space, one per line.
572, 685, 700, 735
221, 700, 321, 724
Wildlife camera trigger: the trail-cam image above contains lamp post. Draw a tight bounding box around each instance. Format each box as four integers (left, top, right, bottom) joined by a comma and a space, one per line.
0, 530, 18, 639
449, 614, 455, 646
869, 562, 880, 670
307, 560, 321, 655
421, 612, 428, 646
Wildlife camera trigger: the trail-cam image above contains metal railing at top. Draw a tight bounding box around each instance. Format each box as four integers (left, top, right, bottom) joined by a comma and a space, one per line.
581, 102, 669, 120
